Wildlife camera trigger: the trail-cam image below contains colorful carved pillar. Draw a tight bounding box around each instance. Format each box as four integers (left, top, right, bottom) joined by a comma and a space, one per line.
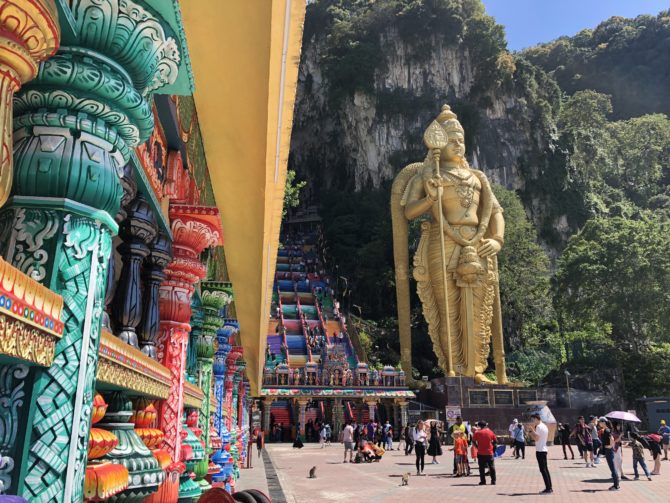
2, 2, 181, 500
262, 397, 275, 443
398, 400, 409, 429
333, 399, 344, 434
0, 1, 58, 494
230, 359, 246, 479
97, 392, 164, 502
0, 0, 59, 208
222, 347, 242, 490
197, 282, 230, 490
112, 194, 157, 347
157, 204, 222, 462
138, 233, 172, 358
365, 399, 378, 423
297, 399, 309, 438
211, 324, 233, 489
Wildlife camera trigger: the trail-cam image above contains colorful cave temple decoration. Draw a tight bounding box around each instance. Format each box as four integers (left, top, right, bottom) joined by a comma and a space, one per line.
0, 1, 254, 501
261, 221, 414, 440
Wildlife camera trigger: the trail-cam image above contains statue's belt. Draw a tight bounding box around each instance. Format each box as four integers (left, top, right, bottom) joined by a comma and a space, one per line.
427, 223, 485, 271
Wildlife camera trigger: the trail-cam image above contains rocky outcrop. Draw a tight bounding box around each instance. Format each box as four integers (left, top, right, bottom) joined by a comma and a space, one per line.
290, 26, 562, 208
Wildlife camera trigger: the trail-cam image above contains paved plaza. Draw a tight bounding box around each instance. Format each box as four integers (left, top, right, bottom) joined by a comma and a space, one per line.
260, 443, 669, 503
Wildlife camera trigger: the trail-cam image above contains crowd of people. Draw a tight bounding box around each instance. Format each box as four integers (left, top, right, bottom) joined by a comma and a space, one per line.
552, 415, 666, 489
339, 419, 397, 463
330, 414, 668, 495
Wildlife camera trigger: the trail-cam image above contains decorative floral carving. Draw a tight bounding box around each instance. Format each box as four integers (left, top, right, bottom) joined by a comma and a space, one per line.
0, 364, 28, 493
96, 329, 171, 399
70, 0, 180, 96
0, 0, 60, 207
20, 216, 112, 503
11, 208, 59, 281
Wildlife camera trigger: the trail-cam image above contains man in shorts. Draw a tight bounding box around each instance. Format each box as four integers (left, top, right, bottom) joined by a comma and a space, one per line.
342, 420, 355, 463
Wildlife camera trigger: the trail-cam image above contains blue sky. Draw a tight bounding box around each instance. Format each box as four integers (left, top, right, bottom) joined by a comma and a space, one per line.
482, 0, 670, 51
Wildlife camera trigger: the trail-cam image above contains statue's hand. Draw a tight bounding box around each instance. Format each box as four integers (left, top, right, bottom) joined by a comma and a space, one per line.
425, 175, 442, 201
478, 238, 501, 257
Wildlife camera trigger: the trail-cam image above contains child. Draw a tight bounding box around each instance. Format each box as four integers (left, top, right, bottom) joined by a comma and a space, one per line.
452, 430, 469, 477
628, 433, 652, 481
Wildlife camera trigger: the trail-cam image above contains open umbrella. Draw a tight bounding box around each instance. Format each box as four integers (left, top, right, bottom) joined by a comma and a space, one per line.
605, 411, 641, 422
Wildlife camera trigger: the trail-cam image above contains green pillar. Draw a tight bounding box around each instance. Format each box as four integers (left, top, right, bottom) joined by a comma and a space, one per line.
1, 2, 181, 501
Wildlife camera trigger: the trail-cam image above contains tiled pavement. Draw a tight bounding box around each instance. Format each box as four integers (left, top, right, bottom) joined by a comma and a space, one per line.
264, 443, 669, 503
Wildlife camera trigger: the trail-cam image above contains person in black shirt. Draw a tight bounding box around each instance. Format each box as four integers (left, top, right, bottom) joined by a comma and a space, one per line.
598, 417, 619, 490
558, 423, 575, 460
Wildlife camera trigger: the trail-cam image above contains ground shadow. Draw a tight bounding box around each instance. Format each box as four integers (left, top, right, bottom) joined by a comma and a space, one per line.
580, 479, 611, 483
496, 493, 545, 497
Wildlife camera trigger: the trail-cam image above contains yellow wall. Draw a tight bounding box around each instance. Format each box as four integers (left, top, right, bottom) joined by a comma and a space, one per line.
181, 0, 306, 395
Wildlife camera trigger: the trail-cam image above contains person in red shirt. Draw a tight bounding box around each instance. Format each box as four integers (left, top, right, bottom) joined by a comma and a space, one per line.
473, 421, 497, 485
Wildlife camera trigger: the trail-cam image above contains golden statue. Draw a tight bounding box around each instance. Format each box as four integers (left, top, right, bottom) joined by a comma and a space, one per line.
391, 105, 508, 384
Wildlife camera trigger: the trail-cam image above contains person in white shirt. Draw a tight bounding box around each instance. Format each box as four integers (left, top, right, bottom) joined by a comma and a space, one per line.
412, 420, 428, 476
342, 421, 355, 463
529, 413, 553, 495
508, 418, 519, 456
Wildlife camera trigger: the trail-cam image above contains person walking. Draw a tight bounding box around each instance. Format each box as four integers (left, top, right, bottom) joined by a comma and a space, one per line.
473, 421, 497, 486
508, 419, 519, 457
397, 424, 406, 453
628, 433, 652, 481
612, 423, 628, 480
589, 416, 601, 464
599, 417, 620, 491
319, 424, 327, 448
412, 420, 427, 476
385, 423, 394, 451
658, 419, 670, 460
513, 422, 526, 460
529, 413, 553, 494
558, 423, 575, 460
427, 421, 443, 464
342, 420, 355, 463
404, 424, 414, 455
649, 434, 662, 475
572, 416, 595, 467
256, 429, 265, 459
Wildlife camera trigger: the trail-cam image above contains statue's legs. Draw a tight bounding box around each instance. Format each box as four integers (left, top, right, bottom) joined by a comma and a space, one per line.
427, 228, 462, 372
425, 227, 496, 380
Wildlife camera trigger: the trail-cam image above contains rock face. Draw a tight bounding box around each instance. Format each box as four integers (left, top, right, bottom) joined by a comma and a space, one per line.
290, 25, 562, 206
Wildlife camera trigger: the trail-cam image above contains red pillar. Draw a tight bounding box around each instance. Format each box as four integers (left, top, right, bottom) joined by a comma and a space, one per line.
157, 204, 223, 461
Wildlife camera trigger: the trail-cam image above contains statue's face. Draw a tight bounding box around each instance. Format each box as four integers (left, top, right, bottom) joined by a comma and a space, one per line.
442, 132, 465, 162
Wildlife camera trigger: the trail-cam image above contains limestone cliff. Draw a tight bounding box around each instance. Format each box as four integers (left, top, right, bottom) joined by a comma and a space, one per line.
289, 2, 569, 241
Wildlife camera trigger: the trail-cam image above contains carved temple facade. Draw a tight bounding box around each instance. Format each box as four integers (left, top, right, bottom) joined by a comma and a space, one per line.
0, 1, 307, 501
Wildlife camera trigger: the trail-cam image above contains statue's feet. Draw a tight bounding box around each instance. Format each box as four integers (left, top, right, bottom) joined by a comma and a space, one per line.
474, 373, 494, 384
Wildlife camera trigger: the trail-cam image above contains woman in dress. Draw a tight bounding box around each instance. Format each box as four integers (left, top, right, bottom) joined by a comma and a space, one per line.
427, 421, 443, 464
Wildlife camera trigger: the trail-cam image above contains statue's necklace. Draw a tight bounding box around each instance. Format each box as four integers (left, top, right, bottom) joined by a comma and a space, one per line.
442, 169, 475, 209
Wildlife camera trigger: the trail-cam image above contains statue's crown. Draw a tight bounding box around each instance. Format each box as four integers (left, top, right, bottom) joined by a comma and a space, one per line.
437, 104, 464, 134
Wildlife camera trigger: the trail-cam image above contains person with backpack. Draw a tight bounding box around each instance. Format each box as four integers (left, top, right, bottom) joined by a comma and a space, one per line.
628, 433, 652, 481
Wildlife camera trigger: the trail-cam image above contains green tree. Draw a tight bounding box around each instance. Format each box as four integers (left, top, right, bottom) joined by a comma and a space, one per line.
493, 185, 553, 347
556, 217, 670, 352
283, 169, 306, 217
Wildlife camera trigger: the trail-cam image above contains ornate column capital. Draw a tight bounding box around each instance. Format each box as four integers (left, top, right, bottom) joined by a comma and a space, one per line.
0, 0, 59, 81
0, 0, 59, 205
